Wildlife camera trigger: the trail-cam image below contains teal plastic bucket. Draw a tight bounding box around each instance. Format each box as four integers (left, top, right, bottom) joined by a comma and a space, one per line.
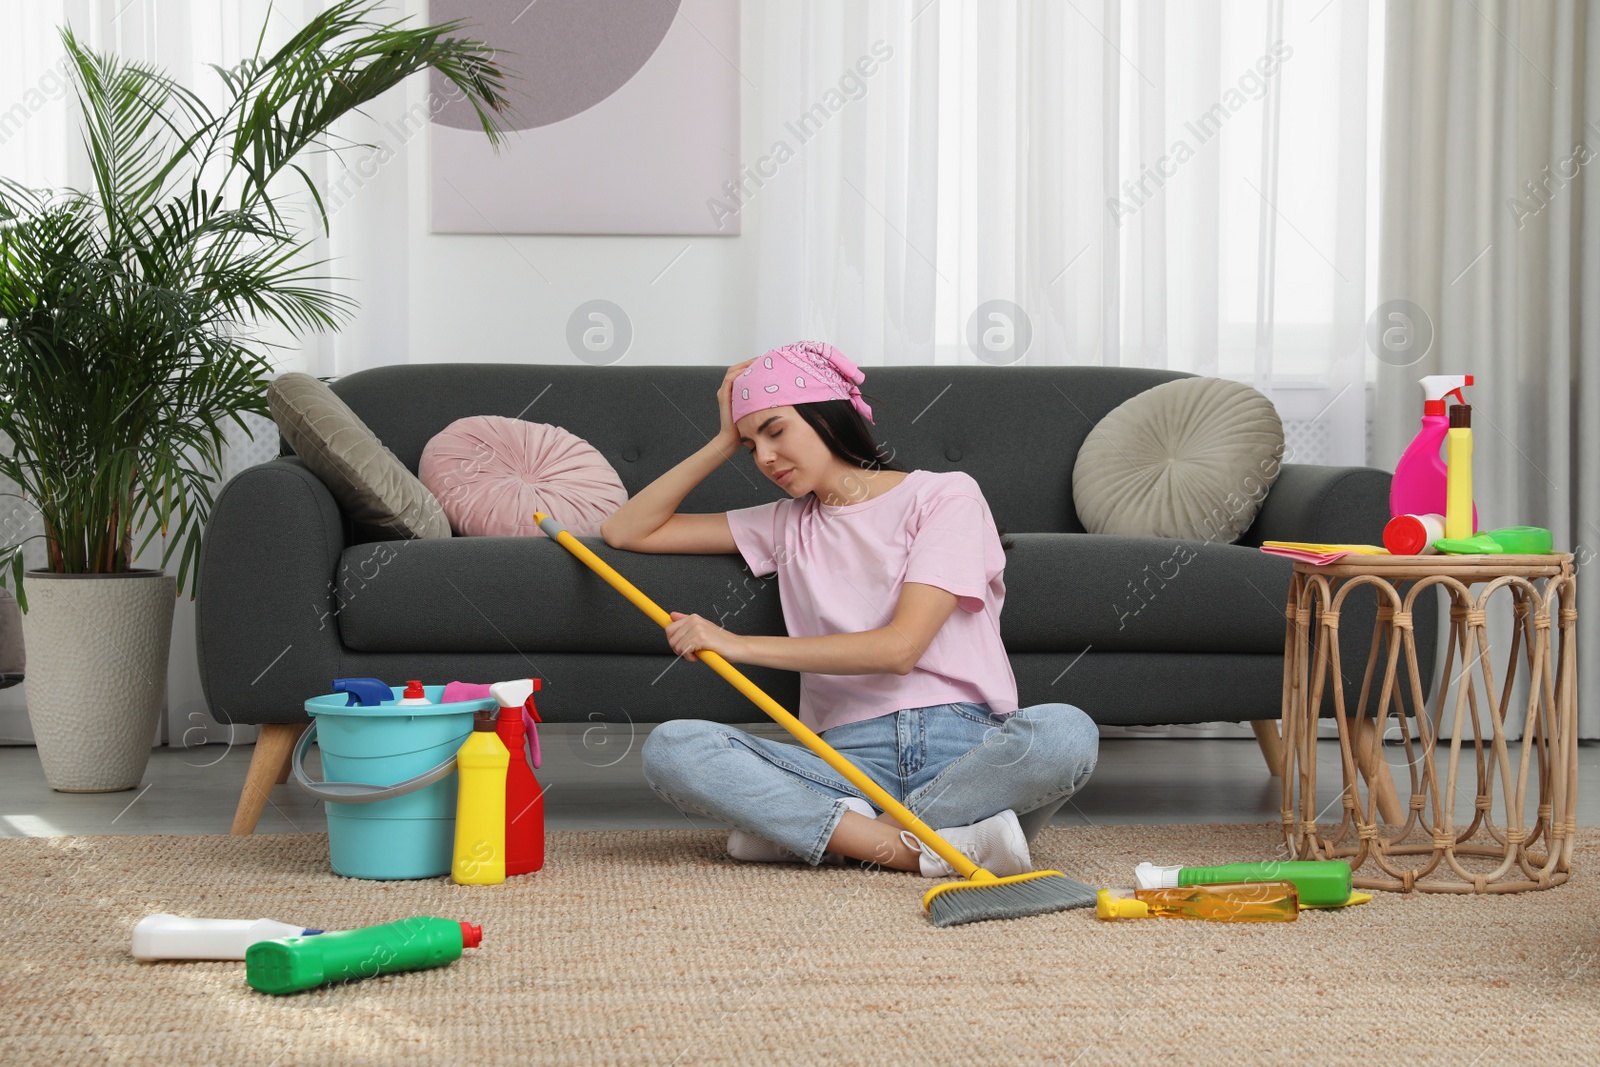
295, 685, 497, 880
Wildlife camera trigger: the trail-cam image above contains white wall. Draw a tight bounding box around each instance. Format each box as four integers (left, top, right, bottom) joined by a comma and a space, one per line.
303, 0, 767, 380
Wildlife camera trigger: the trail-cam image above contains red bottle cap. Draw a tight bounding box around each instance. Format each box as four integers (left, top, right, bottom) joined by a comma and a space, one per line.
459, 922, 483, 949
403, 679, 425, 700
1383, 514, 1429, 555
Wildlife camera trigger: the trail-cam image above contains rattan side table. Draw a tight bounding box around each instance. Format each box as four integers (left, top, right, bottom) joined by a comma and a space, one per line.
1279, 553, 1578, 893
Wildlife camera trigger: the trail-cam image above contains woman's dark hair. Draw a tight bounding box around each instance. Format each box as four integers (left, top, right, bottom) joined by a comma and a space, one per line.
792, 397, 1015, 552
792, 397, 905, 474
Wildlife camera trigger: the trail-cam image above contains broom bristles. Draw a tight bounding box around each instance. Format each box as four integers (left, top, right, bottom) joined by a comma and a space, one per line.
924, 871, 1098, 928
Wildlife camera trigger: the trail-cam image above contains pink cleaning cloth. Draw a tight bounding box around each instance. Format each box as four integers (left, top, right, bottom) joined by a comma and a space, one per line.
1260, 546, 1359, 566
525, 704, 541, 770
442, 679, 541, 768
730, 341, 874, 425
441, 681, 493, 704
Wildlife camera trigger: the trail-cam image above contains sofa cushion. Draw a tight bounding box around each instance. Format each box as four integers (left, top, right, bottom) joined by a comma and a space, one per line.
418, 416, 628, 537
334, 532, 1293, 657
268, 373, 451, 540
1073, 376, 1284, 543
999, 534, 1291, 653
334, 536, 781, 654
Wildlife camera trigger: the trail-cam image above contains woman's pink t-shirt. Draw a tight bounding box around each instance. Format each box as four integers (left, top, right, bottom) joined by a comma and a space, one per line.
725, 469, 1019, 733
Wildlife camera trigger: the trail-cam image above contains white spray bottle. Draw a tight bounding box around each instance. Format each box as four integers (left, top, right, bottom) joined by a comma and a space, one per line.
131, 914, 324, 960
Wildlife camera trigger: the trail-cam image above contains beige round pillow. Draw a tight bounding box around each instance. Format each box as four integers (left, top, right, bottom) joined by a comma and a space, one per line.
1072, 377, 1284, 543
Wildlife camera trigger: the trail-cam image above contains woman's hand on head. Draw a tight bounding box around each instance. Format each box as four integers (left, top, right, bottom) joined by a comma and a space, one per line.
666, 611, 742, 665
716, 359, 756, 453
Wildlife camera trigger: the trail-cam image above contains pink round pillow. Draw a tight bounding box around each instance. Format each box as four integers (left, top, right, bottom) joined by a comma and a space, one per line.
418, 416, 628, 537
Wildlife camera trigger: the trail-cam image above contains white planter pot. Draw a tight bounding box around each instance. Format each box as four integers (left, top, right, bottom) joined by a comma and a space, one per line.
20, 569, 176, 792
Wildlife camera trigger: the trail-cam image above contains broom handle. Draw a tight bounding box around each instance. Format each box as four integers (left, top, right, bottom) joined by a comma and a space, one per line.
535, 512, 979, 879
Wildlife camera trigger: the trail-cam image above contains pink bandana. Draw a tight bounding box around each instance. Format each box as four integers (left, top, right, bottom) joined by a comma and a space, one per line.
731, 341, 874, 425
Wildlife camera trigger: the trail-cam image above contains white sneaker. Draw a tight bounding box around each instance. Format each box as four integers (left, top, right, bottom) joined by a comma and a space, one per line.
726, 796, 876, 864
899, 809, 1032, 878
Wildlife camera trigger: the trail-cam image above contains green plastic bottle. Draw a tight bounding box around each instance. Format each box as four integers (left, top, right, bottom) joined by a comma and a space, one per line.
246, 917, 482, 995
1135, 860, 1354, 907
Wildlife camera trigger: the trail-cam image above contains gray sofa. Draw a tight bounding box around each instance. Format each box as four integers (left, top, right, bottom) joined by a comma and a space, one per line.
196, 363, 1437, 832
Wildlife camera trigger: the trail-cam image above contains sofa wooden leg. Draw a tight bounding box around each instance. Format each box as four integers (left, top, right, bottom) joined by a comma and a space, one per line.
231, 723, 307, 835
274, 724, 307, 784
1251, 719, 1284, 777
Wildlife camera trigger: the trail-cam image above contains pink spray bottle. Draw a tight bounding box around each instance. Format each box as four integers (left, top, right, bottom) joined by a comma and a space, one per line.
1390, 374, 1479, 531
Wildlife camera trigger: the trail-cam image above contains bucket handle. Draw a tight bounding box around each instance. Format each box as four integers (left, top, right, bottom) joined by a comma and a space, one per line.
291, 722, 459, 804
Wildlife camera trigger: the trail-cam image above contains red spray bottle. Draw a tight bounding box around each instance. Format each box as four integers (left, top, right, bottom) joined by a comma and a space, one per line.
489, 679, 545, 875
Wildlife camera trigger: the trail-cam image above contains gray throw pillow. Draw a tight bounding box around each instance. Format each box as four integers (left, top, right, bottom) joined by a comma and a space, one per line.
267, 373, 452, 540
1072, 376, 1284, 544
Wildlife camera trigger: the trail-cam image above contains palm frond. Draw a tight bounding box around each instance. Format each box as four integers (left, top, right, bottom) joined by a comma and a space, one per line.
225, 0, 511, 230
1, 3, 514, 603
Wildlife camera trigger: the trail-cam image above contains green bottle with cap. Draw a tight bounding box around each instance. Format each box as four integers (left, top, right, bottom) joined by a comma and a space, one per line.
246, 916, 482, 995
1134, 859, 1358, 907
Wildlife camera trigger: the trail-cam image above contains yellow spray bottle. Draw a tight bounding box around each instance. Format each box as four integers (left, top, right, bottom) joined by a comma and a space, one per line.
451, 708, 509, 885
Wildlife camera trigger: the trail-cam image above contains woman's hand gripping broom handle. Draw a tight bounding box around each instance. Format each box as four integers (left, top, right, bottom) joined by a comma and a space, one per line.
535, 512, 983, 881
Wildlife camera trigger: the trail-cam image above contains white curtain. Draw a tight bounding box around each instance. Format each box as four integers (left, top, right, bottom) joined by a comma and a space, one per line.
752, 0, 1378, 467
0, 0, 408, 379
1374, 0, 1599, 737
0, 0, 412, 456
0, 0, 329, 746
2, 0, 315, 205
750, 2, 941, 365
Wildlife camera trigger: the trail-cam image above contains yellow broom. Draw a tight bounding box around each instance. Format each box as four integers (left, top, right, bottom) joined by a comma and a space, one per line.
535, 512, 1096, 926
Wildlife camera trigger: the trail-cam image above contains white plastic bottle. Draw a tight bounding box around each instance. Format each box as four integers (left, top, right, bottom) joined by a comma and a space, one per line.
395, 679, 433, 705
131, 915, 324, 960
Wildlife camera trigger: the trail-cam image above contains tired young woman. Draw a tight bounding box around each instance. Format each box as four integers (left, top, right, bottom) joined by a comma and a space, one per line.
599, 341, 1098, 875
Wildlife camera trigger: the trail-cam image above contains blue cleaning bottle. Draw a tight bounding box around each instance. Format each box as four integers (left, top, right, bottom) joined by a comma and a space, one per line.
331, 677, 393, 707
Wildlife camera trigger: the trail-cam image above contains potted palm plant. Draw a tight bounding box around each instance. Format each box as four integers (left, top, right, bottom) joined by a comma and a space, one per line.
0, 1, 510, 791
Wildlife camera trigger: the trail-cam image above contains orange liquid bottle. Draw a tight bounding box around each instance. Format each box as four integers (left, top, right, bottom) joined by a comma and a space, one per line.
1097, 881, 1299, 922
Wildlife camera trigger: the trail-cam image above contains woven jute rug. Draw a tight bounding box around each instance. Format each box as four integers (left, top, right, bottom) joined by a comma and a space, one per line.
2, 824, 1597, 1066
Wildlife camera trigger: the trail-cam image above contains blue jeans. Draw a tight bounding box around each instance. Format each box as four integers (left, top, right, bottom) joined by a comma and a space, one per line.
640, 702, 1099, 866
